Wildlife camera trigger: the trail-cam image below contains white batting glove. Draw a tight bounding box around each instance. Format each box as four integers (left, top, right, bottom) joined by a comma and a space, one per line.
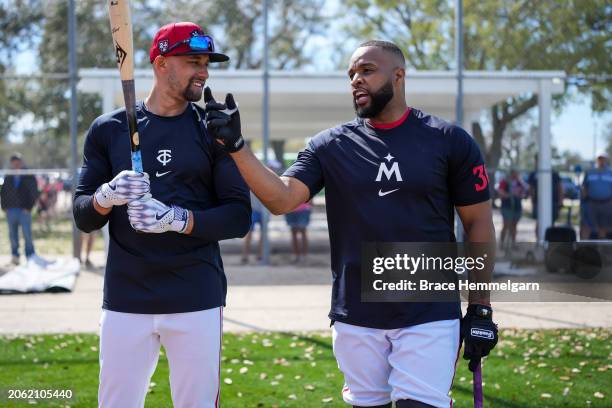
94, 170, 150, 209
127, 197, 190, 234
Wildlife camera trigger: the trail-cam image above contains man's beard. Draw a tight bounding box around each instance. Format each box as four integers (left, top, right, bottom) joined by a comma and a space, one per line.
353, 80, 394, 118
182, 79, 204, 102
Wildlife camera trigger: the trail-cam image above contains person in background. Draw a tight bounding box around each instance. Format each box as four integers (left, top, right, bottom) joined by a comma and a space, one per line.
497, 170, 528, 248
582, 151, 612, 239
580, 194, 596, 240
242, 159, 282, 264
37, 176, 54, 233
242, 191, 263, 264
285, 200, 312, 263
80, 232, 97, 269
0, 153, 40, 266
528, 157, 564, 241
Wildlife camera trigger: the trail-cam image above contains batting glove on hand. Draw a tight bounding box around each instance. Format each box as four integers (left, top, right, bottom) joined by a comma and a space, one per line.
94, 170, 150, 209
204, 87, 244, 153
461, 304, 498, 372
127, 197, 190, 234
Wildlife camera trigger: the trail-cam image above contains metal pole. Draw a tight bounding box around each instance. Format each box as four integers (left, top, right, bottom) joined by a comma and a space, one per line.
537, 80, 553, 243
593, 118, 597, 160
261, 0, 271, 264
68, 0, 80, 259
455, 0, 464, 128
455, 0, 465, 242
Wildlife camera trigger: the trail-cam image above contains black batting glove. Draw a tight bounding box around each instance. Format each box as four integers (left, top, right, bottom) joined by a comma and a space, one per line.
461, 304, 498, 372
204, 87, 245, 153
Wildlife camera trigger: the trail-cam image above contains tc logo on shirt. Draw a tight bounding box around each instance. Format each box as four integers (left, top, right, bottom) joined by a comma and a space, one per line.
376, 153, 402, 197
157, 150, 172, 166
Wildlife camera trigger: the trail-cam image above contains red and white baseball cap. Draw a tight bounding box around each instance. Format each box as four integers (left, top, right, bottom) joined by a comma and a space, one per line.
149, 22, 229, 63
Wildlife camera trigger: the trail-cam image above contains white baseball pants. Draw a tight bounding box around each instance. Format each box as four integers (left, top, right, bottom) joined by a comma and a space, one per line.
98, 307, 223, 408
332, 319, 460, 407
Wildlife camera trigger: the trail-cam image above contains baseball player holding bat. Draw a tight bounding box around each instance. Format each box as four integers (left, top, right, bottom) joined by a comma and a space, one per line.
206, 41, 498, 407
73, 22, 251, 407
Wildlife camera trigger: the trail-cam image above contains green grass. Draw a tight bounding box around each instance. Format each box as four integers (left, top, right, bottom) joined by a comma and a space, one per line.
0, 329, 610, 407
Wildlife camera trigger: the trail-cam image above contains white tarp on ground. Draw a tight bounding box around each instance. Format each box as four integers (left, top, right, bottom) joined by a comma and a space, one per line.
0, 257, 80, 294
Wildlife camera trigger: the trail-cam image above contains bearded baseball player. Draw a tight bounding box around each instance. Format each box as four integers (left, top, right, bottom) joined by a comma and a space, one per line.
205, 40, 498, 407
73, 22, 251, 408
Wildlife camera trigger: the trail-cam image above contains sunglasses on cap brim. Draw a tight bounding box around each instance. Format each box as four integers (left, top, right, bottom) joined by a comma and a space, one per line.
163, 35, 215, 55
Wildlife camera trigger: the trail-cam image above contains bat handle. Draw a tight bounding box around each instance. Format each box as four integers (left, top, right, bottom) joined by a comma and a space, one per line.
132, 150, 143, 173
473, 361, 484, 408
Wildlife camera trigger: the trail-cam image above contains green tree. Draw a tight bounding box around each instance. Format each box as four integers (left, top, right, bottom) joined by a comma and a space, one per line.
3, 0, 327, 167
342, 0, 611, 169
554, 149, 584, 172
149, 0, 327, 69
0, 0, 44, 164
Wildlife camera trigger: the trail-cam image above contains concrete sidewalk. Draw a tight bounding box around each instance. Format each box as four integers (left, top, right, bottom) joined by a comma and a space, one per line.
1, 253, 611, 334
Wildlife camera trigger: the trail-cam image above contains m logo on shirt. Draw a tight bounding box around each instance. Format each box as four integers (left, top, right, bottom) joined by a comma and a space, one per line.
376, 154, 402, 197
157, 150, 172, 166
376, 154, 403, 182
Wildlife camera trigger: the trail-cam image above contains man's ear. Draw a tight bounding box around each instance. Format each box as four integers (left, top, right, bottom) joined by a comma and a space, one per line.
153, 55, 167, 71
394, 67, 405, 84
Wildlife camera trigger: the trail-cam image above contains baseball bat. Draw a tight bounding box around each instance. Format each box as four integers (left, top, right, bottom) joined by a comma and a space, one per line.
108, 0, 143, 173
473, 361, 483, 408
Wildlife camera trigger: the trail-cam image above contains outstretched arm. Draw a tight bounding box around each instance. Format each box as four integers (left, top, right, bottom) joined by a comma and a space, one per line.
229, 147, 311, 215
203, 87, 311, 215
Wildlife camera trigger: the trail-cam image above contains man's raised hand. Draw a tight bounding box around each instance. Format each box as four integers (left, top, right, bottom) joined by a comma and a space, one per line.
204, 87, 244, 153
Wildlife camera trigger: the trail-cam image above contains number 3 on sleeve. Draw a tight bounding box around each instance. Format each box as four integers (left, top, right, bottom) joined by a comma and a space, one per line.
473, 164, 489, 192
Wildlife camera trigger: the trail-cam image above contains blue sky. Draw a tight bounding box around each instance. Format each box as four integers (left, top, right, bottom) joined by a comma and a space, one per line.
551, 100, 610, 159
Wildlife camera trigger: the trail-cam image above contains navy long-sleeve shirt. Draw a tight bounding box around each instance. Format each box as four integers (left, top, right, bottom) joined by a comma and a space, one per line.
73, 102, 251, 313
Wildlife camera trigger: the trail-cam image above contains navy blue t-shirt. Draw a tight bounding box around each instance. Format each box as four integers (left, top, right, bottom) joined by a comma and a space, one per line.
283, 109, 490, 329
74, 102, 251, 314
